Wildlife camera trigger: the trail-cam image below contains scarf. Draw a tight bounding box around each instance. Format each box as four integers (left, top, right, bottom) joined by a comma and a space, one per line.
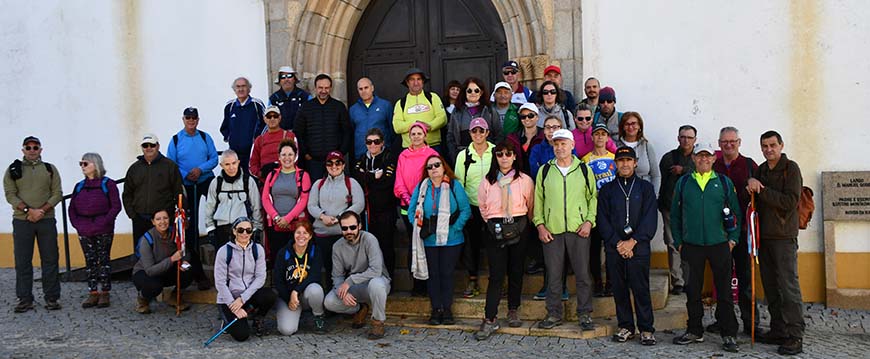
497, 170, 515, 221
410, 178, 453, 280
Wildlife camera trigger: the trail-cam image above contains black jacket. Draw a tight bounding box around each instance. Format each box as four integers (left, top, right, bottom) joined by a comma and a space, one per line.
353, 150, 397, 212
269, 87, 309, 130
596, 174, 658, 256
122, 153, 185, 218
294, 97, 352, 161
272, 242, 322, 303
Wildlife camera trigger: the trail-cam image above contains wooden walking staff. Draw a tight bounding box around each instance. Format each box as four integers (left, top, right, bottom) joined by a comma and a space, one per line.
175, 194, 187, 316
747, 193, 761, 346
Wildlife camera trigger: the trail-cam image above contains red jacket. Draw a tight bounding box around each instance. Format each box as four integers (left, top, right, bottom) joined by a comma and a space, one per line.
249, 129, 296, 179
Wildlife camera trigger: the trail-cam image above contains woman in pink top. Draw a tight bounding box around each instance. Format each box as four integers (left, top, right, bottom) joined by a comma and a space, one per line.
261, 139, 311, 264
473, 141, 535, 340
572, 103, 616, 158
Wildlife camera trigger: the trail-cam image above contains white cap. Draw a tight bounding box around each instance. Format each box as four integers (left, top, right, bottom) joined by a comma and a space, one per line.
518, 102, 539, 114
693, 142, 715, 155
265, 106, 281, 116
492, 81, 511, 95
141, 133, 159, 145
552, 129, 574, 142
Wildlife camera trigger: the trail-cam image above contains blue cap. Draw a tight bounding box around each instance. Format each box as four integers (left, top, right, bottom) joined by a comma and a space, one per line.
502, 60, 519, 69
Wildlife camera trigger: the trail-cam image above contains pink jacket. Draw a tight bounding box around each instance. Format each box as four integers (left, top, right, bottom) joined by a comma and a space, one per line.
572, 127, 617, 159
394, 146, 439, 207
261, 167, 311, 227
477, 172, 535, 221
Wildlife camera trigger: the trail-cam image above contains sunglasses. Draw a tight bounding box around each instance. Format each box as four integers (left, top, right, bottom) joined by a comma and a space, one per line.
495, 151, 514, 158
503, 70, 518, 75
235, 227, 253, 234
544, 125, 562, 131
365, 138, 383, 145
23, 145, 41, 151
141, 143, 157, 149
470, 127, 487, 134
78, 161, 90, 167
426, 162, 442, 170
576, 116, 592, 121
466, 88, 481, 94
601, 100, 615, 104
279, 74, 295, 79
340, 225, 358, 231
265, 114, 280, 119
326, 160, 344, 167
183, 116, 198, 120
678, 136, 696, 140
540, 89, 558, 95
518, 113, 537, 120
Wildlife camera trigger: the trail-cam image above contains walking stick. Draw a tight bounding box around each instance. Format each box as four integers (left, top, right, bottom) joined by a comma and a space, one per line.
176, 194, 186, 317
203, 318, 238, 347
748, 193, 760, 347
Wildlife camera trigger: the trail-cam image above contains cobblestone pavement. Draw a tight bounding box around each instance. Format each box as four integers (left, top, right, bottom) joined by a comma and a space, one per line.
2, 269, 868, 358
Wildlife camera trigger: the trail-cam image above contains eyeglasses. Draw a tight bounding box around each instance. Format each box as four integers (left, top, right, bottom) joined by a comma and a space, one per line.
183, 116, 198, 121
340, 225, 358, 231
470, 128, 487, 134
575, 116, 592, 121
78, 161, 91, 167
365, 138, 383, 145
141, 143, 157, 149
678, 136, 696, 140
719, 140, 739, 145
518, 113, 537, 120
235, 227, 253, 234
279, 73, 295, 79
601, 100, 615, 104
265, 114, 280, 119
326, 160, 344, 167
495, 151, 514, 158
503, 70, 518, 75
426, 162, 442, 170
23, 145, 40, 151
540, 89, 558, 95
466, 88, 481, 94
544, 125, 561, 131
624, 121, 639, 128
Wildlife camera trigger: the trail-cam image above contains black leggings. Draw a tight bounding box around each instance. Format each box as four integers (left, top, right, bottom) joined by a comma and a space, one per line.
218, 288, 278, 342
462, 206, 485, 278
484, 222, 527, 319
132, 269, 193, 301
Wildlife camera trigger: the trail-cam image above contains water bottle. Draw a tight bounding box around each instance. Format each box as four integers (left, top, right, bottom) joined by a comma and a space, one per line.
494, 223, 503, 240
723, 208, 737, 233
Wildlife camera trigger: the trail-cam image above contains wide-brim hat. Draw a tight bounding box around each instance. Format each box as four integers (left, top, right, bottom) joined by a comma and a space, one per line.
400, 68, 430, 86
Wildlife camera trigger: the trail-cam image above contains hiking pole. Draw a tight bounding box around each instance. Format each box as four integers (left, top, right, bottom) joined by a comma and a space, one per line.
748, 193, 759, 347
204, 318, 238, 347
176, 194, 186, 317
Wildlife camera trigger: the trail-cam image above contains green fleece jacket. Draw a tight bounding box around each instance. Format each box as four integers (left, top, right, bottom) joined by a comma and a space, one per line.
3, 157, 63, 220
533, 157, 597, 235
670, 171, 741, 247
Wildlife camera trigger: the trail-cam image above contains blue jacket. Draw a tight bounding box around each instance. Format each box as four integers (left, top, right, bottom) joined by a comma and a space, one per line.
528, 141, 577, 179
166, 129, 219, 186
220, 97, 266, 156
407, 178, 471, 247
596, 174, 658, 256
349, 95, 395, 158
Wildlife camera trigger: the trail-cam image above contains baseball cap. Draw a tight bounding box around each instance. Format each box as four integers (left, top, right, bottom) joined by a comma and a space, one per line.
693, 142, 715, 155
141, 133, 159, 145
326, 151, 345, 163
22, 136, 41, 146
552, 129, 574, 142
502, 60, 519, 70
518, 103, 539, 114
544, 65, 561, 75
183, 107, 199, 118
492, 81, 511, 93
469, 117, 489, 131
265, 106, 281, 116
614, 146, 637, 160
591, 123, 609, 135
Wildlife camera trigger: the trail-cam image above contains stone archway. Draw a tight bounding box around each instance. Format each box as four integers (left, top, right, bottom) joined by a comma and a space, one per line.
265, 0, 551, 102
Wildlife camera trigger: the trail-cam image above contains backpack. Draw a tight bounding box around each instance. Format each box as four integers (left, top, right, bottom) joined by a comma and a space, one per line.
134, 231, 154, 259
398, 92, 434, 112
224, 242, 260, 286
784, 162, 814, 230
540, 159, 591, 201
172, 130, 207, 147
8, 160, 53, 181
461, 147, 476, 187
317, 175, 353, 207
214, 173, 254, 218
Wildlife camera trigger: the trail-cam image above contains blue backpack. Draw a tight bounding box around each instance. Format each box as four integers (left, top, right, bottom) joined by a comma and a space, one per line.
134, 231, 154, 259
224, 242, 259, 287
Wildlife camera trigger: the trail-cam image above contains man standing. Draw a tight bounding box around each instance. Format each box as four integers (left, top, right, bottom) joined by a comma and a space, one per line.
707, 127, 759, 336
580, 77, 601, 114
671, 143, 741, 353
492, 60, 531, 105
392, 68, 447, 151
747, 130, 806, 356
324, 211, 391, 340
530, 65, 576, 114
593, 86, 622, 137
167, 107, 219, 289
533, 129, 598, 331
4, 136, 63, 312
349, 77, 394, 159
491, 81, 520, 136
294, 74, 353, 182
268, 66, 309, 130
122, 134, 185, 248
220, 77, 266, 172
597, 146, 658, 345
657, 125, 697, 294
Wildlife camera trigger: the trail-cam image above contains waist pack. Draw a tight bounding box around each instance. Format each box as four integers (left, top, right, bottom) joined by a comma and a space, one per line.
418, 211, 460, 239
486, 216, 527, 248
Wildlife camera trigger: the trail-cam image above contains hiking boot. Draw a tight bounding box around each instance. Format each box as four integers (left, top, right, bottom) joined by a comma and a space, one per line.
429, 309, 444, 325
612, 327, 635, 342
442, 309, 456, 325
538, 316, 562, 329
165, 293, 190, 312
706, 321, 721, 334
82, 292, 100, 309
533, 287, 547, 300
352, 303, 370, 329
14, 298, 34, 313
722, 336, 739, 353
44, 299, 62, 311
756, 330, 789, 345
672, 331, 704, 345
462, 280, 480, 298
507, 309, 522, 328
579, 314, 594, 331
474, 318, 500, 341
640, 331, 657, 346
253, 318, 268, 337
670, 285, 683, 295
777, 337, 803, 355
135, 295, 152, 314
368, 319, 385, 339
97, 292, 110, 308
313, 315, 327, 334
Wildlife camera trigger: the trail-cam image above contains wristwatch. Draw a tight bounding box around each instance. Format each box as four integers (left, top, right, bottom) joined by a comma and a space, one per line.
22, 207, 29, 213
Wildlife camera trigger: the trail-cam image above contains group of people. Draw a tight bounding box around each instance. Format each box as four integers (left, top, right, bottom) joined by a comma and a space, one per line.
5, 60, 806, 355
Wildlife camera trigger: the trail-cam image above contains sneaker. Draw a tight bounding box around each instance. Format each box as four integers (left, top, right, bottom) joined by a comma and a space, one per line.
14, 298, 34, 313
313, 315, 327, 334
368, 319, 385, 340
722, 336, 739, 353
672, 332, 704, 345
579, 314, 594, 331
507, 309, 522, 328
670, 285, 683, 295
756, 330, 789, 345
462, 280, 480, 298
640, 331, 657, 346
538, 316, 562, 329
253, 318, 267, 337
561, 290, 569, 302
97, 292, 110, 308
777, 337, 803, 355
428, 309, 443, 325
533, 287, 547, 300
474, 318, 500, 341
526, 261, 544, 275
442, 309, 456, 325
612, 327, 635, 342
705, 321, 721, 334
44, 299, 62, 311
135, 295, 152, 314
82, 292, 100, 309
352, 303, 370, 329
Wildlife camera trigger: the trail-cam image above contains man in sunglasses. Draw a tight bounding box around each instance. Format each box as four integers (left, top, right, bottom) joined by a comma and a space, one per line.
350, 77, 395, 159
324, 211, 391, 339
593, 86, 622, 138
4, 136, 63, 312
494, 60, 531, 106
269, 66, 310, 131
122, 133, 185, 252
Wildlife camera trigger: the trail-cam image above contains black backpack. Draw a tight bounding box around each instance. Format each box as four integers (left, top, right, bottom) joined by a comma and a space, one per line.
8, 160, 53, 181
214, 173, 254, 218
398, 91, 434, 111
540, 159, 591, 201
172, 130, 207, 147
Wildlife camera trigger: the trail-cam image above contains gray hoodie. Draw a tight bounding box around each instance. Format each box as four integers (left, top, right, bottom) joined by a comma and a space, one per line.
214, 241, 267, 305
307, 173, 365, 236
331, 230, 390, 289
